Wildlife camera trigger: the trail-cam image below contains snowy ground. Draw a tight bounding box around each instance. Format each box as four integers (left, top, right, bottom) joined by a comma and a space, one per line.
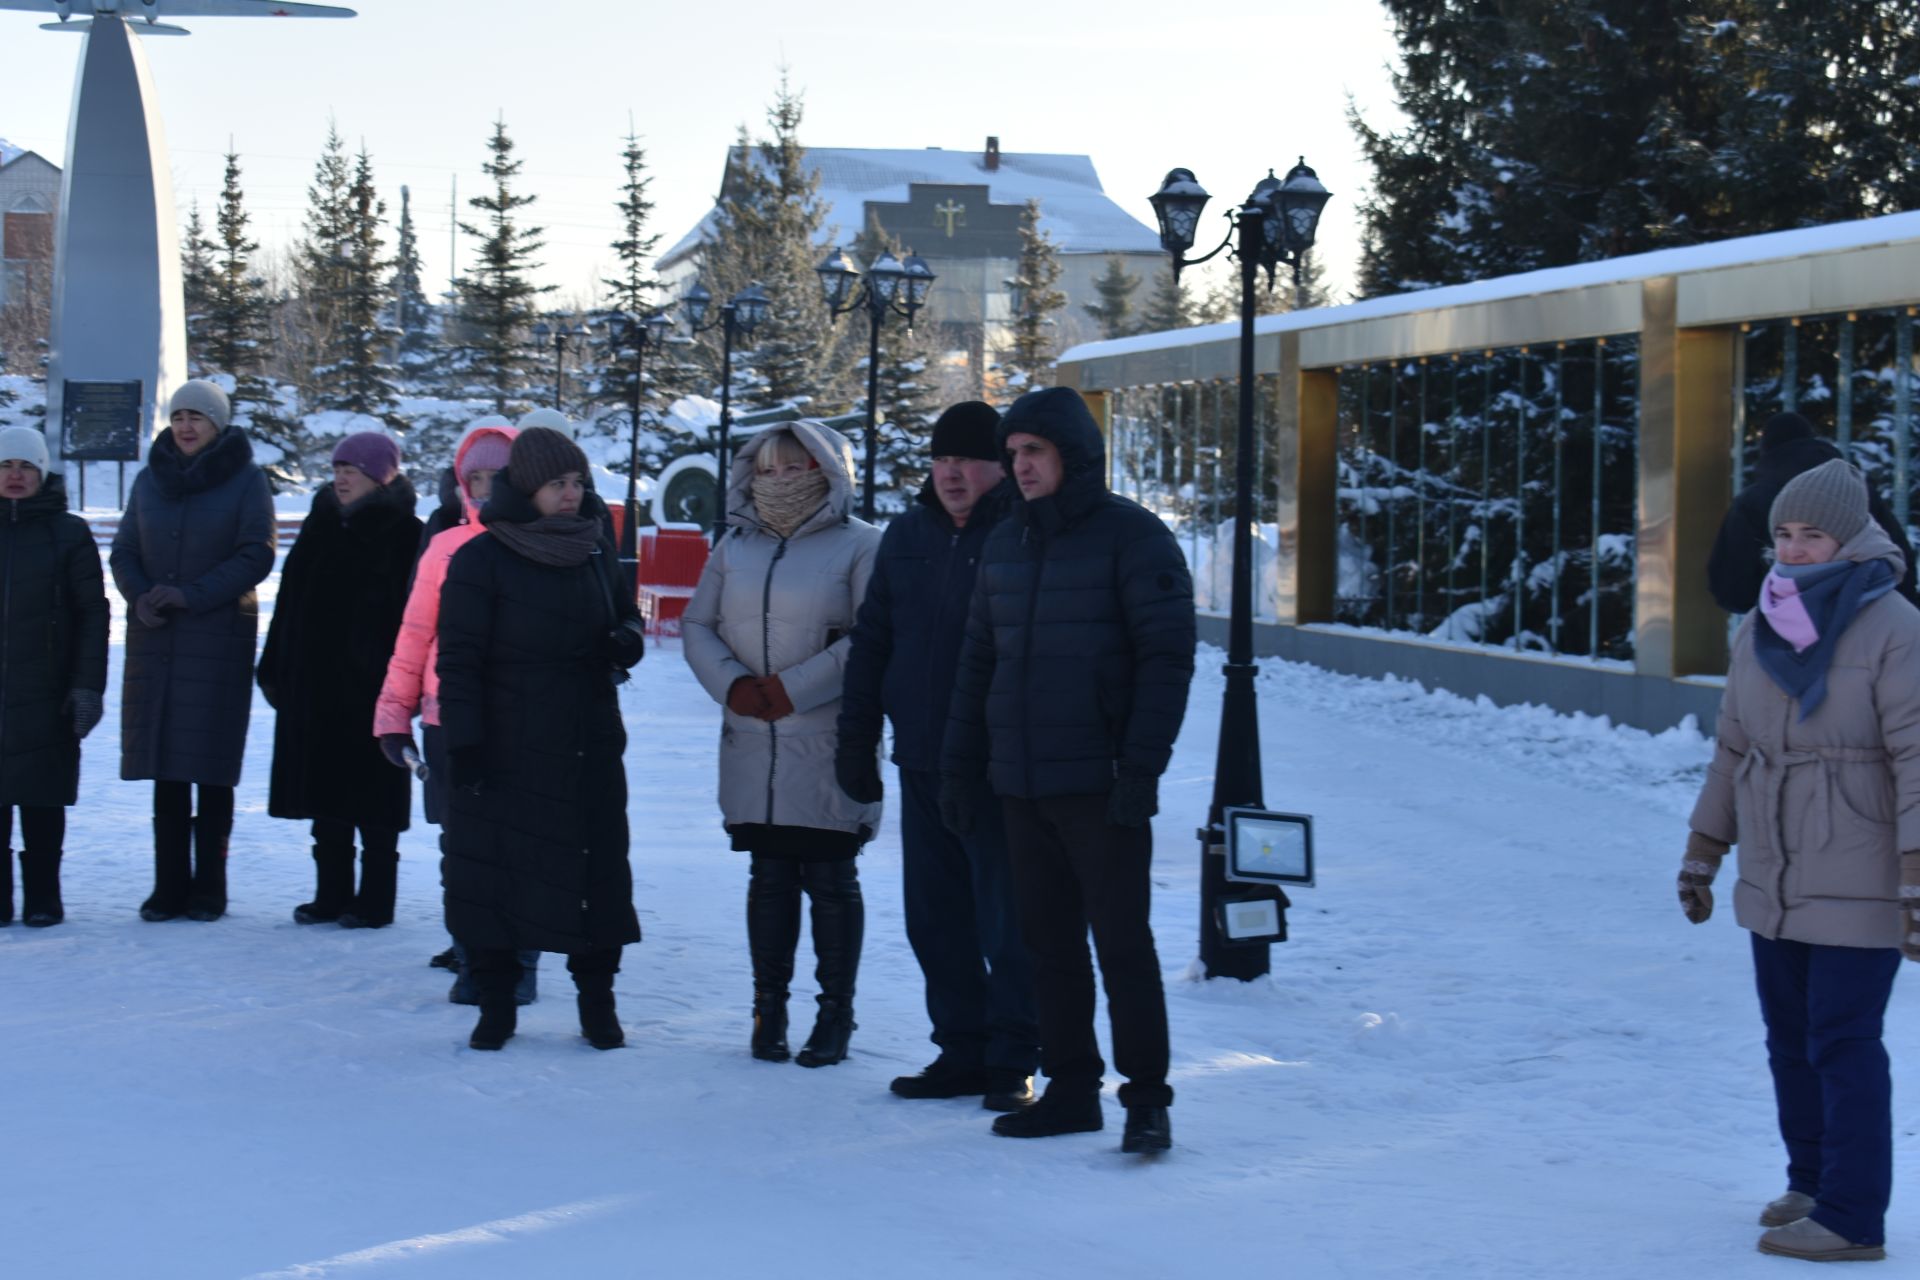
6, 561, 1920, 1280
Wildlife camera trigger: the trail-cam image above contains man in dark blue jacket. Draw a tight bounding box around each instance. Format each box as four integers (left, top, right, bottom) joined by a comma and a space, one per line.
940, 386, 1196, 1156
837, 402, 1040, 1111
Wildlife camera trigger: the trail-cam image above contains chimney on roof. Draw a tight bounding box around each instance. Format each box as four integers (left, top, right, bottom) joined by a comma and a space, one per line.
985, 136, 1001, 172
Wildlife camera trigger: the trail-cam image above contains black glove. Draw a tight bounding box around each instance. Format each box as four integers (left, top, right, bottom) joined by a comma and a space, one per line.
938, 774, 993, 837
449, 745, 486, 795
605, 620, 646, 669
1107, 774, 1159, 828
835, 750, 884, 805
379, 733, 418, 772
64, 689, 103, 740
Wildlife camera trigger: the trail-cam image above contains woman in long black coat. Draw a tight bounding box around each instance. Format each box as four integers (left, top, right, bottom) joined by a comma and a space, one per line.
436, 428, 646, 1051
109, 380, 276, 923
0, 427, 109, 927
258, 432, 421, 929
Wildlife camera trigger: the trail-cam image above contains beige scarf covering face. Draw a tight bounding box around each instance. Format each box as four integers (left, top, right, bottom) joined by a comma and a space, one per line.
753, 468, 831, 538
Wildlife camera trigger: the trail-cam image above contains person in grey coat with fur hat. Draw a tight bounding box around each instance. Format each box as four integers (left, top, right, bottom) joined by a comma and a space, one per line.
1682, 458, 1920, 1263
111, 380, 275, 923
682, 421, 881, 1069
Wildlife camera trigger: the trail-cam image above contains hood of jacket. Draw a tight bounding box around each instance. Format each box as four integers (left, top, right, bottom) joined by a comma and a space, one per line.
997, 387, 1107, 531
146, 424, 256, 500
453, 425, 519, 523
724, 419, 859, 540
1828, 516, 1909, 581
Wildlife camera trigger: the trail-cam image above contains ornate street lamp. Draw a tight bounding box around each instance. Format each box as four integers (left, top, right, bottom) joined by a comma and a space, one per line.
1149, 157, 1331, 981
816, 244, 936, 521
683, 281, 772, 538
612, 309, 674, 590
530, 316, 592, 411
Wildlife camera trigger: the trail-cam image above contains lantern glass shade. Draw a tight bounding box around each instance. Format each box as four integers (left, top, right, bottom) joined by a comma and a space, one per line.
532, 320, 552, 342
814, 247, 860, 311
867, 251, 906, 306
901, 252, 936, 310
1272, 157, 1332, 257
682, 282, 713, 329
732, 282, 772, 333
1148, 167, 1210, 257
644, 311, 673, 344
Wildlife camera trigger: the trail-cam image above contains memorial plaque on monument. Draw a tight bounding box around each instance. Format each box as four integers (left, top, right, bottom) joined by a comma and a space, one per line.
60, 380, 144, 462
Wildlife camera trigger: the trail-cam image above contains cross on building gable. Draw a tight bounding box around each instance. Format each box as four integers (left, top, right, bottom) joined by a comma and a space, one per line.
865, 184, 1025, 261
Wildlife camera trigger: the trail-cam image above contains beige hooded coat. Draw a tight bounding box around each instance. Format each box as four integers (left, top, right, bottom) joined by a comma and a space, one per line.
1690, 520, 1920, 948
682, 420, 883, 839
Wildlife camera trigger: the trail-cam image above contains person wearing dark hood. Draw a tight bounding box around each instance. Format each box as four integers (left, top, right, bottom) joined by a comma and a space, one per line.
0, 427, 108, 928
436, 427, 646, 1051
1707, 411, 1918, 613
837, 401, 1039, 1110
111, 380, 276, 923
258, 432, 422, 929
940, 386, 1195, 1156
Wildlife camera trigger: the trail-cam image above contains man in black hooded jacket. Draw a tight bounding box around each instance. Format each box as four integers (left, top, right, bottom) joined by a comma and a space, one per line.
1707, 412, 1918, 613
940, 386, 1196, 1156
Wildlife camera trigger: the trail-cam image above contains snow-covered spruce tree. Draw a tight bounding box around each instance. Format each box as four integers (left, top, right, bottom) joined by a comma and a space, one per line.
180, 201, 217, 376
453, 117, 553, 414
591, 128, 687, 475
992, 200, 1066, 401
310, 147, 401, 426
206, 149, 303, 488
285, 120, 356, 390
387, 184, 436, 377
1083, 256, 1141, 340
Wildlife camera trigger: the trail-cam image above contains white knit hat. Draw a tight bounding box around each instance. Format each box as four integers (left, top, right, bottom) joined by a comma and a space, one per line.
0, 426, 49, 472
515, 407, 573, 439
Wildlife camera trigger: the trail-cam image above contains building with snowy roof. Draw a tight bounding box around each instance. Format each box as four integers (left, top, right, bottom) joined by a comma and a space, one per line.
0, 140, 59, 313
658, 137, 1164, 388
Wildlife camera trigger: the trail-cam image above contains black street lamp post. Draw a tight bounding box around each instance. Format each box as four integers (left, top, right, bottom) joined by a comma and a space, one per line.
815, 246, 936, 522
1149, 158, 1332, 981
682, 281, 771, 539
531, 317, 591, 410
613, 309, 674, 591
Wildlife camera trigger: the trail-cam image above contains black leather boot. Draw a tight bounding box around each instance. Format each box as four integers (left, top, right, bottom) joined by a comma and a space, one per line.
185, 809, 230, 922
794, 860, 863, 1069
571, 954, 625, 1050
20, 849, 63, 928
140, 811, 193, 921
339, 844, 398, 929
293, 842, 355, 924
468, 952, 521, 1050
1120, 1105, 1172, 1154
746, 857, 801, 1062
991, 1088, 1104, 1138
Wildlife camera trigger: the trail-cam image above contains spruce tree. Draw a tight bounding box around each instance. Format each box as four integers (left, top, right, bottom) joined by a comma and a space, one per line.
598, 128, 683, 472
389, 184, 435, 370
180, 201, 217, 376
286, 121, 356, 387
310, 147, 399, 424
1136, 267, 1195, 334
206, 150, 303, 487
995, 199, 1067, 398
453, 117, 553, 413
1083, 256, 1142, 340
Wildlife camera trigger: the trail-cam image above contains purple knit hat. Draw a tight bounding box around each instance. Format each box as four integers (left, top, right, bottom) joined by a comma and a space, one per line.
332, 431, 401, 486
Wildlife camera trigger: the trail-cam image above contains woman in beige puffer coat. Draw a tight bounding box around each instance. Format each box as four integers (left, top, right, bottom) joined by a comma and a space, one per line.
1682, 458, 1920, 1263
683, 421, 881, 1069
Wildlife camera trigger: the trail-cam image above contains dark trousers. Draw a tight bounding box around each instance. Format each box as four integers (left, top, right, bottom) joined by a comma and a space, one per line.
1000, 793, 1171, 1109
470, 944, 617, 992
154, 781, 233, 832
0, 805, 65, 852
1751, 933, 1900, 1246
310, 818, 399, 858
422, 723, 449, 827
899, 769, 1038, 1072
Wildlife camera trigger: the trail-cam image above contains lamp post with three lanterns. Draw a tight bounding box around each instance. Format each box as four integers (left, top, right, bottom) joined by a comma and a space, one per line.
815, 246, 936, 522
681, 281, 772, 538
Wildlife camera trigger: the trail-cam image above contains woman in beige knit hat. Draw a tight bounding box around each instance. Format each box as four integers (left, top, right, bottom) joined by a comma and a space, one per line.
1681, 457, 1920, 1262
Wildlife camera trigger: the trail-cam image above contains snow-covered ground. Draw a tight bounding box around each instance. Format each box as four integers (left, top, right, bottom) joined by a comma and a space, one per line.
6, 560, 1920, 1280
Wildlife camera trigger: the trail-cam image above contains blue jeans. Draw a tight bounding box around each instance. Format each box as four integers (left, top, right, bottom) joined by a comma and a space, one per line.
450, 942, 539, 1005
1751, 932, 1900, 1246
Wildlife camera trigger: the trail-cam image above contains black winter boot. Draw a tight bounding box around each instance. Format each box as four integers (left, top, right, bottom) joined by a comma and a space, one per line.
338, 846, 398, 929
571, 959, 625, 1050
20, 849, 63, 927
185, 810, 230, 922
746, 857, 801, 1062
794, 860, 863, 1069
1120, 1105, 1172, 1155
140, 811, 193, 921
891, 1056, 993, 1099
991, 1087, 1104, 1138
0, 847, 12, 925
468, 954, 521, 1050
293, 842, 355, 924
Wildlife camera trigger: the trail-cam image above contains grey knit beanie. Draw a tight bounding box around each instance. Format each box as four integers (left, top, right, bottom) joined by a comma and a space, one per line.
1770, 458, 1870, 545
168, 380, 230, 432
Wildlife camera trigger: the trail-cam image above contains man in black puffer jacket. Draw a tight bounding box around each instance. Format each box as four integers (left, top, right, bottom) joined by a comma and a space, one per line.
837, 401, 1039, 1111
940, 386, 1196, 1156
1707, 411, 1918, 613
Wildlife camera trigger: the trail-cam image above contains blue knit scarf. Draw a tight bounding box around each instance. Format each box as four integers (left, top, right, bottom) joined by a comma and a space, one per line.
1752, 557, 1896, 719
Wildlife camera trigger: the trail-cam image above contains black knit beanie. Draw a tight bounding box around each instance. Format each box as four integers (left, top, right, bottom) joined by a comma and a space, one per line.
507, 426, 589, 496
929, 401, 1002, 461
1761, 412, 1816, 456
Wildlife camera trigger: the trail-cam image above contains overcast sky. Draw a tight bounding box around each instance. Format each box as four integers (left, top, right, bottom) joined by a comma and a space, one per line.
3, 0, 1404, 310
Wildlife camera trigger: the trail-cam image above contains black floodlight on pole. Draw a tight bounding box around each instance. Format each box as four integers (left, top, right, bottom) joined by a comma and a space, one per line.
685, 280, 772, 539
1149, 158, 1330, 981
614, 309, 674, 592
818, 243, 936, 521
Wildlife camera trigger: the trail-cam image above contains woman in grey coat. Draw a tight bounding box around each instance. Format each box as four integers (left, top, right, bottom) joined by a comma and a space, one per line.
110, 381, 276, 922
683, 422, 881, 1068
1681, 459, 1920, 1263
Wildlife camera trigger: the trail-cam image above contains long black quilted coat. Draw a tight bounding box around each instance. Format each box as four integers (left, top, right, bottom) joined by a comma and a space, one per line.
436, 480, 644, 953
0, 474, 109, 807
942, 387, 1197, 799
258, 480, 421, 831
110, 426, 276, 787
